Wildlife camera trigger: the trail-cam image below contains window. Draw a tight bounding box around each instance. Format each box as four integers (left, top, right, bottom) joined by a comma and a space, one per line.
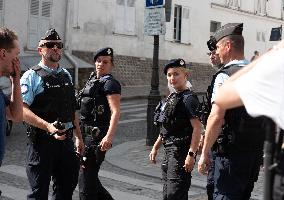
114, 0, 136, 35
255, 0, 266, 15
173, 5, 182, 42
165, 4, 190, 44
28, 0, 52, 50
0, 0, 4, 26
210, 21, 221, 35
256, 31, 265, 42
282, 0, 284, 19
225, 0, 241, 9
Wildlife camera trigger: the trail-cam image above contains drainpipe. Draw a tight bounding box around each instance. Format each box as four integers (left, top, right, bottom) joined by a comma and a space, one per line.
64, 0, 79, 88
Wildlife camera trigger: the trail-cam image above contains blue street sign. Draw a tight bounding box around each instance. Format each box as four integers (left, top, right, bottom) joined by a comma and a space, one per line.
146, 0, 164, 8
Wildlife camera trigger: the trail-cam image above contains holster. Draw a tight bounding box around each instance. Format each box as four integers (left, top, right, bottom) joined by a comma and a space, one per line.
213, 134, 232, 155
26, 126, 38, 143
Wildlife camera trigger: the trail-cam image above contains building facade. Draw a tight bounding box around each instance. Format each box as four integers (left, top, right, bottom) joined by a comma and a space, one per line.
0, 0, 283, 89
68, 0, 284, 63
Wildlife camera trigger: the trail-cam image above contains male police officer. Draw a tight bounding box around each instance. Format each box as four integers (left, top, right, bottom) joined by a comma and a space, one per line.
21, 28, 84, 200
199, 36, 223, 200
212, 40, 284, 200
198, 23, 265, 199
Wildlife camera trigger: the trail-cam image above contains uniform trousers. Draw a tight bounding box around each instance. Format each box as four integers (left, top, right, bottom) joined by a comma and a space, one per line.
207, 150, 216, 200
78, 147, 113, 200
213, 149, 262, 200
161, 144, 191, 200
26, 134, 80, 200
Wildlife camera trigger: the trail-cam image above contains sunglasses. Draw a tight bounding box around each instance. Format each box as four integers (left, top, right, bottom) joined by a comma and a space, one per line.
40, 42, 64, 49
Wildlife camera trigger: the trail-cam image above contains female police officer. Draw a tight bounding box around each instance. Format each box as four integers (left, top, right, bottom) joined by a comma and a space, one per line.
77, 47, 121, 200
149, 59, 201, 200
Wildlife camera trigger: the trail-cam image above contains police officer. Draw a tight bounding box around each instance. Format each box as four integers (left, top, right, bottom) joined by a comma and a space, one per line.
20, 28, 84, 200
77, 47, 121, 200
149, 59, 201, 200
210, 40, 284, 200
198, 37, 223, 200
198, 23, 265, 199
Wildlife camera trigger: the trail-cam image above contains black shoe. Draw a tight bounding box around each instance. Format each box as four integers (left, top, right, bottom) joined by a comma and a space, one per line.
0, 189, 2, 196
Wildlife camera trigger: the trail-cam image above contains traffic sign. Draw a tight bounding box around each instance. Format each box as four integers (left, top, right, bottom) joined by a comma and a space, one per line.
145, 0, 164, 8
144, 8, 166, 35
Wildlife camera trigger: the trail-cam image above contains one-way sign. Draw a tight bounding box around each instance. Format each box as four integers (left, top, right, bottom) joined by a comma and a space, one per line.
146, 0, 164, 8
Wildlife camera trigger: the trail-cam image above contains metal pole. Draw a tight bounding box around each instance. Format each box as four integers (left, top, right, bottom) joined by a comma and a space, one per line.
146, 35, 161, 146
263, 118, 276, 200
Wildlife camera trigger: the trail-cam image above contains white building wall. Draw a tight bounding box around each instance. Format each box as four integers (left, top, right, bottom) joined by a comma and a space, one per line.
67, 0, 284, 64
1, 0, 283, 63
2, 0, 67, 56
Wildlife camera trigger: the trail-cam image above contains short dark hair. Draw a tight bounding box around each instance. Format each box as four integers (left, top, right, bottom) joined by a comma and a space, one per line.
221, 35, 244, 53
0, 27, 18, 51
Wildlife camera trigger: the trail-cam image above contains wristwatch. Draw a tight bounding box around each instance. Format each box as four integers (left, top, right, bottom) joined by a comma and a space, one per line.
187, 151, 196, 157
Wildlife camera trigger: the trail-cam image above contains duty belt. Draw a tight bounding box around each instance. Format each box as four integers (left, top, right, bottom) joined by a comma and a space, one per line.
162, 136, 190, 147
81, 125, 99, 135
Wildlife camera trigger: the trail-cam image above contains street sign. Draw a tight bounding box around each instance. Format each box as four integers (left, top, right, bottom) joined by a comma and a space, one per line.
144, 8, 166, 35
145, 0, 164, 8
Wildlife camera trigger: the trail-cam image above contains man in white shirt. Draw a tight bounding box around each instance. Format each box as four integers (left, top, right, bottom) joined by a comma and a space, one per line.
209, 40, 284, 200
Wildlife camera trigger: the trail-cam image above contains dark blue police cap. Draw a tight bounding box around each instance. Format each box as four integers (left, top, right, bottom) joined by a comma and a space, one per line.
213, 23, 243, 43
93, 47, 113, 61
164, 58, 186, 75
40, 28, 61, 41
207, 36, 217, 51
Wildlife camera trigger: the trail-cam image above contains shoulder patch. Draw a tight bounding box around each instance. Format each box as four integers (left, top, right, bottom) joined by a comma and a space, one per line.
21, 84, 29, 94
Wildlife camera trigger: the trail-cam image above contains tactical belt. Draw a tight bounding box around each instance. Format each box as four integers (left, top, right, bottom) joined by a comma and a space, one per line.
81, 125, 98, 135
162, 136, 190, 147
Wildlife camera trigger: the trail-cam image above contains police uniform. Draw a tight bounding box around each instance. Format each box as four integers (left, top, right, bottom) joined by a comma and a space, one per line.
209, 23, 265, 199
155, 59, 200, 200
20, 29, 80, 200
204, 37, 225, 200
77, 47, 121, 200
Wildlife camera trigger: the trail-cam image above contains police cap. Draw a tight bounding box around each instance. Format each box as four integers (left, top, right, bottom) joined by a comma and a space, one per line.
163, 59, 186, 75
207, 36, 217, 51
93, 47, 113, 61
40, 28, 61, 41
213, 23, 243, 43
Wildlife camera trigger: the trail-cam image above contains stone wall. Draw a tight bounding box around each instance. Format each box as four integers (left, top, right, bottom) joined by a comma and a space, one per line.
73, 51, 216, 93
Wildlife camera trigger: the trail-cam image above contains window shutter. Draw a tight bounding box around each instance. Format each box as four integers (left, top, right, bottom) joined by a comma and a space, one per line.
114, 0, 136, 35
114, 1, 125, 34
0, 0, 4, 26
125, 6, 135, 35
28, 0, 52, 50
40, 1, 52, 37
28, 0, 40, 49
180, 7, 190, 44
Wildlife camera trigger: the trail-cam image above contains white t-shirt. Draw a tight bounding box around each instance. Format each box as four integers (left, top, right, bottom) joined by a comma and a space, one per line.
211, 59, 249, 103
234, 48, 284, 129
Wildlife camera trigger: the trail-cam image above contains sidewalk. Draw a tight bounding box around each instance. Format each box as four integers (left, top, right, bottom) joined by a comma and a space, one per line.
106, 139, 207, 188
106, 139, 264, 200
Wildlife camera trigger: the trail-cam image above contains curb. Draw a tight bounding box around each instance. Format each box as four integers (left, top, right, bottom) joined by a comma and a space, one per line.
106, 139, 207, 189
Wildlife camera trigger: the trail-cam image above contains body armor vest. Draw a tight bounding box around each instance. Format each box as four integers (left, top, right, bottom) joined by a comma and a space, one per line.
29, 66, 76, 123
79, 75, 112, 128
154, 90, 197, 139
221, 64, 266, 150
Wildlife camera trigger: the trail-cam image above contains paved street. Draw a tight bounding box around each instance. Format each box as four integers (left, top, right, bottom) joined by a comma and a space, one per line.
0, 98, 264, 199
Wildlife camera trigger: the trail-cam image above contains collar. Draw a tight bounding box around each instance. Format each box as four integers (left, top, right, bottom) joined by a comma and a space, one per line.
38, 61, 63, 74
96, 74, 112, 81
224, 59, 249, 68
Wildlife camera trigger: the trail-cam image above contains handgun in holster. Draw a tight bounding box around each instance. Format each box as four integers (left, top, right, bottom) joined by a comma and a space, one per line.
81, 127, 105, 166
27, 125, 38, 143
